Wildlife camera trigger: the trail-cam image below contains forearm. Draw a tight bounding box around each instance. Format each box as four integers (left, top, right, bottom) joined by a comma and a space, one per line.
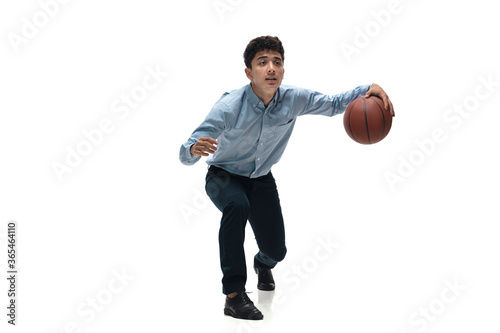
299, 83, 372, 117
331, 83, 372, 116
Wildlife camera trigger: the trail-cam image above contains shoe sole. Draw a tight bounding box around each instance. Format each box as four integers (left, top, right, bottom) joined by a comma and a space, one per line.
224, 308, 263, 320
257, 285, 275, 291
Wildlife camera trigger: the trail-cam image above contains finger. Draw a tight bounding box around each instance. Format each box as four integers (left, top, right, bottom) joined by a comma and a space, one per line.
389, 101, 395, 117
194, 148, 210, 157
194, 149, 208, 157
382, 96, 389, 112
198, 142, 218, 152
201, 137, 219, 145
192, 150, 206, 157
196, 145, 217, 156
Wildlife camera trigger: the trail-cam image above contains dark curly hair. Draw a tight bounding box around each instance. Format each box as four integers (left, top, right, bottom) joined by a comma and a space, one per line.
244, 36, 285, 69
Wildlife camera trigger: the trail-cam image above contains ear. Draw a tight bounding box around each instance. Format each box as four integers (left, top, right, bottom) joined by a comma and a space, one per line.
245, 67, 253, 80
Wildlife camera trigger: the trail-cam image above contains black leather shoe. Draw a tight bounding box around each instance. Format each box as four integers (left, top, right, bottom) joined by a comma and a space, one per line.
254, 268, 275, 291
224, 292, 263, 320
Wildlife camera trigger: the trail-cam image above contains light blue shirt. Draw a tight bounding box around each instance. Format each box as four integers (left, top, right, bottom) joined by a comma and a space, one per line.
179, 83, 372, 178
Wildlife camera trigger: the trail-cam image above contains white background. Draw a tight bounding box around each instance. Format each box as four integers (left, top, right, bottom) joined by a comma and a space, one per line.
1, 0, 499, 332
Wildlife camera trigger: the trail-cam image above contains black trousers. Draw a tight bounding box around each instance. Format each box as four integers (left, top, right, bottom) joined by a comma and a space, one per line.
205, 166, 287, 295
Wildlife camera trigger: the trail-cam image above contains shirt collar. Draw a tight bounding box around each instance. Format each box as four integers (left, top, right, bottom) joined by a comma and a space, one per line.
246, 84, 282, 110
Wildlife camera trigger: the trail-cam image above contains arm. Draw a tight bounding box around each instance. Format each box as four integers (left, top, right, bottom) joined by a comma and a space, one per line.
298, 83, 395, 117
179, 102, 228, 165
298, 84, 372, 117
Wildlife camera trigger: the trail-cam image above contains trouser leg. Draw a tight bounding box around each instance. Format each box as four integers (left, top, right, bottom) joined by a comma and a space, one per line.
205, 166, 250, 295
248, 172, 287, 270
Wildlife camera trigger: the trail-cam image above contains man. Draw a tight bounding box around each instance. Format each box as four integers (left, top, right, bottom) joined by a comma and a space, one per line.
179, 36, 394, 320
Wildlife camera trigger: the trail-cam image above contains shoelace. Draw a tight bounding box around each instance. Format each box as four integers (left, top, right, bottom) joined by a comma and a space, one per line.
239, 292, 254, 305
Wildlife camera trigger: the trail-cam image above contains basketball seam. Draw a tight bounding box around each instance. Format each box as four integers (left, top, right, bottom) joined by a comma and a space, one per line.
363, 98, 371, 144
372, 98, 386, 141
348, 100, 361, 144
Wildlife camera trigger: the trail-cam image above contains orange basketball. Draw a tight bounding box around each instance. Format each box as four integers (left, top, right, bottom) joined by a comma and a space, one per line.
343, 96, 392, 144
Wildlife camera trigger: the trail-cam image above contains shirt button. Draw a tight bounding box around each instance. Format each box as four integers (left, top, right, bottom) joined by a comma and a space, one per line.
257, 158, 260, 161
260, 143, 263, 146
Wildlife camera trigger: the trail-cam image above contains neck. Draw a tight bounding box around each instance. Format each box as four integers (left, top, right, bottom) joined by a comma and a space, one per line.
251, 84, 276, 107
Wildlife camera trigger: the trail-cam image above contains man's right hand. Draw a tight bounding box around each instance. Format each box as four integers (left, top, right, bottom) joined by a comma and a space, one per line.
190, 137, 219, 157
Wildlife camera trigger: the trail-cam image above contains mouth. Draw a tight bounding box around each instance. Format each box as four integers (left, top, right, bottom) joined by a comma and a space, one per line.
265, 77, 277, 81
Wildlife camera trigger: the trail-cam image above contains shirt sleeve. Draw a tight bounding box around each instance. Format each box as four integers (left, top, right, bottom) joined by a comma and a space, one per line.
179, 101, 229, 166
298, 83, 372, 117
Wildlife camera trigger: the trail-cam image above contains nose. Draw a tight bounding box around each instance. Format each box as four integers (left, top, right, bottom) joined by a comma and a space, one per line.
267, 63, 276, 73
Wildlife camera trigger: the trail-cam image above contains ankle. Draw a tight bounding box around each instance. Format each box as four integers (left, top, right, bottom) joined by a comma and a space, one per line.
227, 292, 239, 299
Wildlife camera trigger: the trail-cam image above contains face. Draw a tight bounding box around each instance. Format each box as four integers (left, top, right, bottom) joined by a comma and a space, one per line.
245, 50, 285, 94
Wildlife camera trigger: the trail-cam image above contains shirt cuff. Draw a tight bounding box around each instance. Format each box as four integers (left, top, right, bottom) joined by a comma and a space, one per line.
179, 140, 201, 166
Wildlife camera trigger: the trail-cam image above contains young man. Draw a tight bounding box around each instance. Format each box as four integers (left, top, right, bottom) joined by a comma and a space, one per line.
179, 36, 394, 320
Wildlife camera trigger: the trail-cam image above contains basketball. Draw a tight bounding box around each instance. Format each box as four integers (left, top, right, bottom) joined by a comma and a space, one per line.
343, 96, 392, 144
